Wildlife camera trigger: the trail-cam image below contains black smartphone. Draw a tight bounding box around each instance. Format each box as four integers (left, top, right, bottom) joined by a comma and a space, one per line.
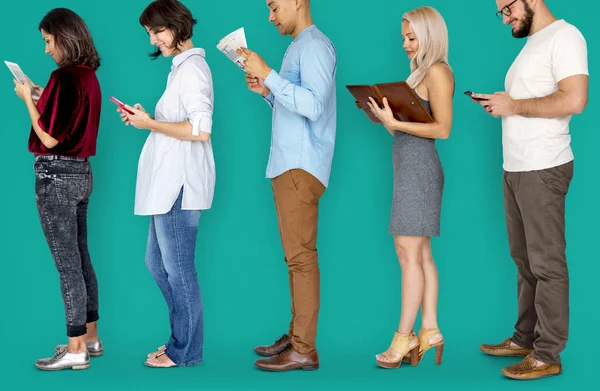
464, 90, 488, 101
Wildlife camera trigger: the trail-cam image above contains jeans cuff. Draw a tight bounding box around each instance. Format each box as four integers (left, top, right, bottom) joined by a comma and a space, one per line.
67, 324, 87, 337
86, 311, 99, 323
165, 345, 203, 367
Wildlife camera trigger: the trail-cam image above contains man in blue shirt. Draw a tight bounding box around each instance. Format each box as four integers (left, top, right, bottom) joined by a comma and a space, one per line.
237, 0, 336, 372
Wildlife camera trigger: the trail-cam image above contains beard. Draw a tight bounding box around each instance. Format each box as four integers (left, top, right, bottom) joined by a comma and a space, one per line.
512, 0, 534, 38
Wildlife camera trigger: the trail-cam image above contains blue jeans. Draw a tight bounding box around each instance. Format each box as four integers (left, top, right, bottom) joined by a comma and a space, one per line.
145, 190, 203, 366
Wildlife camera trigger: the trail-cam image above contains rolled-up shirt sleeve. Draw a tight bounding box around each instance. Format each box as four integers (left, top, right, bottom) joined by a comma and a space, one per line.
178, 61, 214, 136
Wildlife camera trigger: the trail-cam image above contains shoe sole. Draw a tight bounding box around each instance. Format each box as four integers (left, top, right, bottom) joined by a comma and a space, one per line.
502, 371, 562, 380
144, 361, 177, 368
35, 363, 90, 371
255, 364, 319, 372
376, 361, 402, 369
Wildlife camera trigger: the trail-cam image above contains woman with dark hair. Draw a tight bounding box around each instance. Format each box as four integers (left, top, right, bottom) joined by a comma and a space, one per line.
13, 8, 102, 371
116, 0, 215, 368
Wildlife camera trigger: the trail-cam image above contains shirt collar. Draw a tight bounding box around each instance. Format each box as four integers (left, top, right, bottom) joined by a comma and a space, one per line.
172, 48, 205, 69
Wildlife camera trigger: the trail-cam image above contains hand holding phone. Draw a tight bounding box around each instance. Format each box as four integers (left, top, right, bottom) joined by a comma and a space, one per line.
464, 91, 489, 102
110, 96, 135, 115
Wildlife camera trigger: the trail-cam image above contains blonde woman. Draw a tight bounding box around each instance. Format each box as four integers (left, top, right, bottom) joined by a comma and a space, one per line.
367, 6, 454, 369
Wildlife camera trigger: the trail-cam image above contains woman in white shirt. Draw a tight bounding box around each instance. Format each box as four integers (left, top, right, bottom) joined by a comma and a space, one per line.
117, 0, 215, 368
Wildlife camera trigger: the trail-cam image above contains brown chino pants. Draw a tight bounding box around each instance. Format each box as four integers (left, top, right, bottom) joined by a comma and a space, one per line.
503, 161, 574, 365
272, 169, 325, 354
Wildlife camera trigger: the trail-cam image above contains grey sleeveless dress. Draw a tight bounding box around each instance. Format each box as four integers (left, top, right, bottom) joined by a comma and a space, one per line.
389, 97, 444, 237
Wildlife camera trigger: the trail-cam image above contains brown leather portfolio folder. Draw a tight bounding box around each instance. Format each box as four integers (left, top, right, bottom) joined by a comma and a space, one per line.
346, 81, 434, 124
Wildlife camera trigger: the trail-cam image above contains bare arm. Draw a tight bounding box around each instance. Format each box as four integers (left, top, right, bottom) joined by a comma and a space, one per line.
147, 119, 211, 142
24, 95, 58, 149
370, 63, 454, 139
474, 75, 589, 119
121, 106, 211, 142
512, 74, 588, 117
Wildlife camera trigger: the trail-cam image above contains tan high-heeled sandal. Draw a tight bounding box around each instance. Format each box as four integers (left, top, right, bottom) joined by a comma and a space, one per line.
403, 328, 444, 365
376, 331, 420, 369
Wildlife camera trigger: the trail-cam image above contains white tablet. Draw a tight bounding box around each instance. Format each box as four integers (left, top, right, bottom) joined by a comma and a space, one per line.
4, 61, 41, 100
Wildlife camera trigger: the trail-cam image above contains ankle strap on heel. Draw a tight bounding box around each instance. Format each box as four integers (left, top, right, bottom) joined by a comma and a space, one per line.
418, 328, 442, 350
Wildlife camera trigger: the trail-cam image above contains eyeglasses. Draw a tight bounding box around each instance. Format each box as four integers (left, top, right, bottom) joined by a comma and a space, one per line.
496, 0, 518, 20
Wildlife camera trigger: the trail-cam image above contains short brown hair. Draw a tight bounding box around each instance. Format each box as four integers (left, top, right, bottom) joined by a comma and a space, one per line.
38, 8, 101, 70
139, 0, 197, 59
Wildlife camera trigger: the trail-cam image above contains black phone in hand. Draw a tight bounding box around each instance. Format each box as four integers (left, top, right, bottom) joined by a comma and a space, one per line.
464, 91, 489, 101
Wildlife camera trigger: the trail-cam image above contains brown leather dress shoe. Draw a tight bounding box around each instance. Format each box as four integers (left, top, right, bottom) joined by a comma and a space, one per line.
254, 334, 291, 357
502, 355, 562, 380
255, 346, 319, 372
480, 338, 533, 357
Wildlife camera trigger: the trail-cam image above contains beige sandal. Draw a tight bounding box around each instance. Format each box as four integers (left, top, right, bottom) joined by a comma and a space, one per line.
144, 350, 177, 368
376, 331, 420, 369
402, 328, 444, 365
147, 344, 167, 359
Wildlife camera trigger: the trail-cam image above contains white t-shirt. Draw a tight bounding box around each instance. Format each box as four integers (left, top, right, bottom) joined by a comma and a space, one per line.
503, 20, 588, 172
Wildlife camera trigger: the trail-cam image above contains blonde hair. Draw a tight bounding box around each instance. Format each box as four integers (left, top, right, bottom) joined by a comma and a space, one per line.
403, 6, 450, 88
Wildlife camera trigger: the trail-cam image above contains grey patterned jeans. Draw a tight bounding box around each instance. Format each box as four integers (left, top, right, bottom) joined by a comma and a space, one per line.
34, 156, 99, 337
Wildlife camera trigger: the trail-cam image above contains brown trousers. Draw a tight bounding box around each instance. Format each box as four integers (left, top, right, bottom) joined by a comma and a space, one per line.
272, 169, 325, 354
504, 161, 574, 365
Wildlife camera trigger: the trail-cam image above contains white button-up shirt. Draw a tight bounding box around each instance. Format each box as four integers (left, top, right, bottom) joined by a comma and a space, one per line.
134, 48, 215, 215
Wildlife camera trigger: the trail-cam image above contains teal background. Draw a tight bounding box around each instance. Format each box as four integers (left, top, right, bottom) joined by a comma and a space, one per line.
1, 0, 597, 389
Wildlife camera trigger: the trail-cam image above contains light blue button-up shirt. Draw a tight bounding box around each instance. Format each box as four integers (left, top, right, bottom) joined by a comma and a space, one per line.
263, 25, 337, 187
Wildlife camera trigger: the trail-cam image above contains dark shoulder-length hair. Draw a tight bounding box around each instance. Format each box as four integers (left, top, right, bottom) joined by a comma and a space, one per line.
139, 0, 197, 59
38, 8, 101, 70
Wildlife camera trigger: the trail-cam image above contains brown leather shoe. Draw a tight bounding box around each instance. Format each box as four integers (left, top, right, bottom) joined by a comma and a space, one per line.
502, 355, 562, 380
480, 338, 533, 357
254, 334, 291, 357
255, 346, 319, 372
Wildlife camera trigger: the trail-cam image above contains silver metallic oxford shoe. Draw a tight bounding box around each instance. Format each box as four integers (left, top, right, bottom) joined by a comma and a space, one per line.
55, 340, 103, 357
36, 346, 90, 371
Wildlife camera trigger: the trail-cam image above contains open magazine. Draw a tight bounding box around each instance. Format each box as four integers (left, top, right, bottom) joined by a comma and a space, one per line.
216, 28, 247, 71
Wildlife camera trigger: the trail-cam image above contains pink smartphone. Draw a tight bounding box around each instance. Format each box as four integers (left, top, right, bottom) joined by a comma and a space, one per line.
110, 96, 135, 115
